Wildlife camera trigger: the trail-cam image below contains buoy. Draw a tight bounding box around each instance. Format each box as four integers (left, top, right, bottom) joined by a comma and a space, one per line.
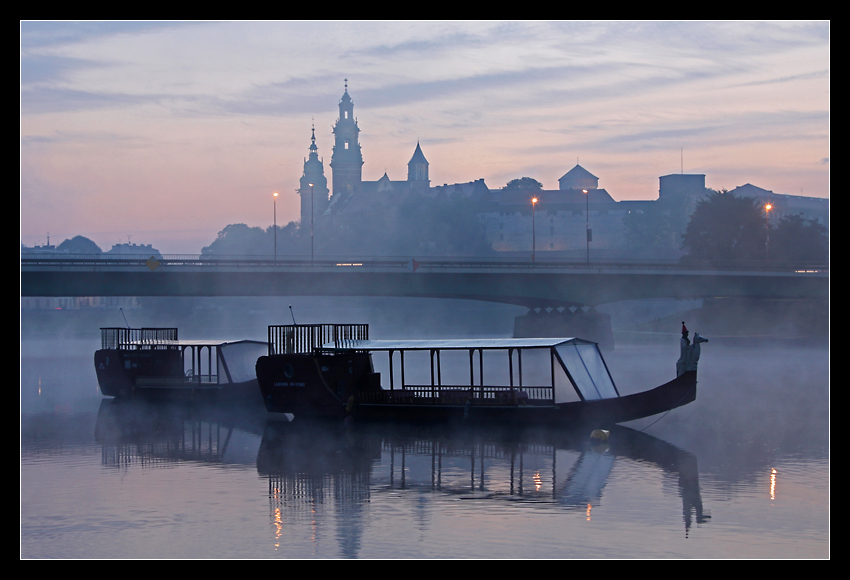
590, 429, 610, 442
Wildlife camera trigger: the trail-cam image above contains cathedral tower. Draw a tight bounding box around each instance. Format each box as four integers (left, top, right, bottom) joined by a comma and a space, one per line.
299, 124, 329, 226
407, 141, 430, 190
330, 80, 363, 197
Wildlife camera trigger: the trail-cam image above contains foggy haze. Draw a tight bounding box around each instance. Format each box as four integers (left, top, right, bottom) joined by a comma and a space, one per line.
20, 21, 829, 254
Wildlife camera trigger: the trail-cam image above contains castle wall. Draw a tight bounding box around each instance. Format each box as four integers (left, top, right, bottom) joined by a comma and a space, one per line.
480, 207, 629, 253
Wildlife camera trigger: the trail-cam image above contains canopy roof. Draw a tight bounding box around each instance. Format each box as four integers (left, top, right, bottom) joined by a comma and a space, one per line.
321, 337, 595, 351
128, 339, 267, 347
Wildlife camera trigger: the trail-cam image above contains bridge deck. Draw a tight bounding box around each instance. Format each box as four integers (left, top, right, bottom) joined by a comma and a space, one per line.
21, 255, 829, 306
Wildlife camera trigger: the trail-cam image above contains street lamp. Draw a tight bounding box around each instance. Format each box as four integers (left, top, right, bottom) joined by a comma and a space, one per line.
531, 196, 538, 263
583, 189, 591, 264
309, 183, 314, 262
765, 203, 772, 260
273, 191, 278, 261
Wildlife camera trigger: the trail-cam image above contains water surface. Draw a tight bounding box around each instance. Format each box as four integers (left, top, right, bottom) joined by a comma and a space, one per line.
21, 337, 829, 559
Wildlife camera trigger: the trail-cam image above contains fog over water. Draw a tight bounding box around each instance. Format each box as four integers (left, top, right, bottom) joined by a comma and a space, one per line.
21, 297, 828, 558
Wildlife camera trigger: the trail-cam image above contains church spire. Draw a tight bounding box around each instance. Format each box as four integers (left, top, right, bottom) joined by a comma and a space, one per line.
309, 120, 318, 155
300, 123, 329, 224
331, 79, 363, 197
407, 141, 430, 188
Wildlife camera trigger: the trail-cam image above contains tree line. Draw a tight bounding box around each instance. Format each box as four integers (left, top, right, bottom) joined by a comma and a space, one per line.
191, 185, 834, 263
40, 180, 828, 264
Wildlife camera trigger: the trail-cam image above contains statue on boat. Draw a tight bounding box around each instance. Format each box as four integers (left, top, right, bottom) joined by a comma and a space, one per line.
677, 322, 708, 377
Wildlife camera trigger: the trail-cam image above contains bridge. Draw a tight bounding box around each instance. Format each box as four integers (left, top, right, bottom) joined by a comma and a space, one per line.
21, 255, 829, 308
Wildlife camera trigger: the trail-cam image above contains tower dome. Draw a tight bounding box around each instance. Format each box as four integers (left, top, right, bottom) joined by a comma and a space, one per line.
299, 124, 329, 224
330, 79, 364, 197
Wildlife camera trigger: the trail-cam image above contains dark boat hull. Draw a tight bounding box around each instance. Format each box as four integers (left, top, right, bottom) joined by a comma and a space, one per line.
95, 349, 263, 404
256, 351, 697, 427
348, 372, 696, 427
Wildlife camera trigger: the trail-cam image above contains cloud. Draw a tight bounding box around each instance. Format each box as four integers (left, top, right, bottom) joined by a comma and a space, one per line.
580, 109, 829, 153
20, 54, 109, 85
20, 86, 164, 115
730, 69, 830, 88
20, 21, 196, 50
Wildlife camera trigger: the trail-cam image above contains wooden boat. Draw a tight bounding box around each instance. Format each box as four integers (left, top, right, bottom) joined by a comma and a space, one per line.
255, 324, 704, 426
95, 327, 267, 404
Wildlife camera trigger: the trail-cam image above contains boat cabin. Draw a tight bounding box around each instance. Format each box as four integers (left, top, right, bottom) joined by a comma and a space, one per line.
319, 337, 621, 406
96, 327, 267, 397
261, 324, 620, 410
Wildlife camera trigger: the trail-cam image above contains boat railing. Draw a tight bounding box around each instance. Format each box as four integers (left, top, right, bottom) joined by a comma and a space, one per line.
357, 384, 554, 406
101, 327, 179, 350
268, 324, 369, 355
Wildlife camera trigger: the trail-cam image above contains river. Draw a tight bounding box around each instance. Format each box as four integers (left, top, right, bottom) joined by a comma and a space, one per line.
20, 303, 828, 559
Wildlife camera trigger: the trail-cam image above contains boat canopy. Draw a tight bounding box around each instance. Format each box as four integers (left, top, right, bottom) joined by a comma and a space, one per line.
217, 340, 269, 384
322, 337, 619, 403
322, 337, 584, 351
100, 328, 268, 386
131, 339, 268, 385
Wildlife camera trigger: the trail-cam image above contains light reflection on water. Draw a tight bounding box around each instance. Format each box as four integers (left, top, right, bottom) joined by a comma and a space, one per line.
21, 342, 828, 559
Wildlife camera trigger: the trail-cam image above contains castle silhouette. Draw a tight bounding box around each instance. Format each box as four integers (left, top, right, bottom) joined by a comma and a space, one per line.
296, 82, 828, 258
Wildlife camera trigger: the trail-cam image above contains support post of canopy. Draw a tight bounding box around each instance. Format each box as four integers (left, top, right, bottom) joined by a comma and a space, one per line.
437, 350, 441, 387
516, 348, 522, 390
389, 350, 394, 391
469, 349, 474, 394
509, 348, 514, 388
479, 349, 484, 398
430, 349, 435, 398
550, 347, 556, 405
401, 350, 405, 390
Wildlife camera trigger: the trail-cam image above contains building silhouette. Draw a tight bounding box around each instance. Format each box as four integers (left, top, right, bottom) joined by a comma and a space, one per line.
296, 83, 828, 258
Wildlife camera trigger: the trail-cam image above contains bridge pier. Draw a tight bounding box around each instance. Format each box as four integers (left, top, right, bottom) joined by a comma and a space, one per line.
513, 307, 614, 350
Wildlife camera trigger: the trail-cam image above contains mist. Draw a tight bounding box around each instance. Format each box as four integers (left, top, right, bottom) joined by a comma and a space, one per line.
21, 291, 828, 558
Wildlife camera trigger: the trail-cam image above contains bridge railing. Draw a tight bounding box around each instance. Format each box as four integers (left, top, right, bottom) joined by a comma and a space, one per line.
21, 254, 829, 273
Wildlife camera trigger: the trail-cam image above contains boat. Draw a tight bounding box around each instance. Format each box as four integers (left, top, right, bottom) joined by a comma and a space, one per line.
255, 324, 706, 426
94, 327, 268, 404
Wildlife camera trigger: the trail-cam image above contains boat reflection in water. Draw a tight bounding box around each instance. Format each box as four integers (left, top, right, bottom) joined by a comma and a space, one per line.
94, 398, 266, 466
93, 399, 709, 543
257, 419, 710, 538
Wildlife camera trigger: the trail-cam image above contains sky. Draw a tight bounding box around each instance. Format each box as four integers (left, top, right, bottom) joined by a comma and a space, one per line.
20, 21, 829, 254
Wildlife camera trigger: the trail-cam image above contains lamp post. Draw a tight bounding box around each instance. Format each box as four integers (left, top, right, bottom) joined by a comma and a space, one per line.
273, 191, 278, 261
583, 189, 590, 264
309, 183, 314, 262
531, 196, 538, 263
765, 203, 772, 260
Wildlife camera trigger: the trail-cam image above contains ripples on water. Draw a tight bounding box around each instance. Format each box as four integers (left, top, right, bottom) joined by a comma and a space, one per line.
21, 340, 828, 559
